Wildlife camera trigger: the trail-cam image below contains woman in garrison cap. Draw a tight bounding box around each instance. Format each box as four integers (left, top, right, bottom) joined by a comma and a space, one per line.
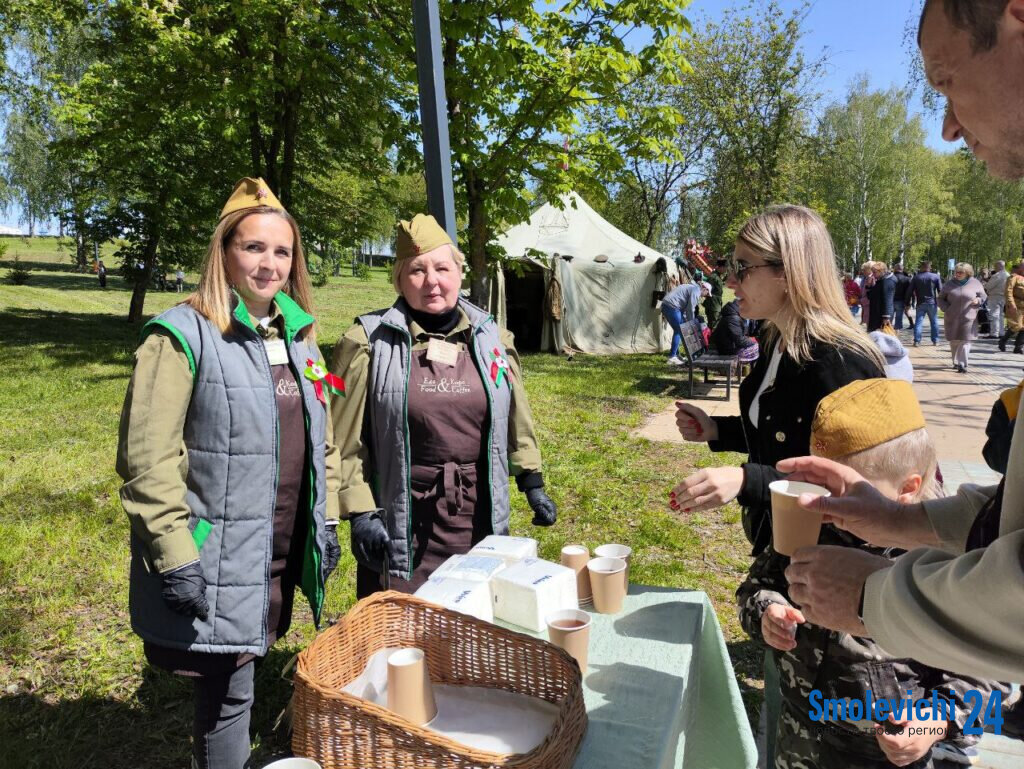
330, 214, 557, 597
117, 178, 343, 769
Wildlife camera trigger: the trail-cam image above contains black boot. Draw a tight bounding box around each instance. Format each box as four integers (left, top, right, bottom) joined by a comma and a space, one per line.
1015, 331, 1024, 354
1000, 331, 1011, 352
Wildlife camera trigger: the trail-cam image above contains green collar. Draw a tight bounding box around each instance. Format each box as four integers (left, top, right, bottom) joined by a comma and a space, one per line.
232, 290, 315, 344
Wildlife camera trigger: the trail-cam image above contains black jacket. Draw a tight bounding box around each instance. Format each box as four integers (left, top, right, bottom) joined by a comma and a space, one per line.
893, 271, 912, 304
708, 338, 884, 554
866, 273, 897, 331
710, 300, 756, 355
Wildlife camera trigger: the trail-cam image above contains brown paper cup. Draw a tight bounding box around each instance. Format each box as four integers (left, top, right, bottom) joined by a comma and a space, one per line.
594, 544, 632, 590
546, 608, 592, 673
587, 556, 628, 614
769, 480, 830, 556
386, 648, 437, 725
561, 544, 592, 604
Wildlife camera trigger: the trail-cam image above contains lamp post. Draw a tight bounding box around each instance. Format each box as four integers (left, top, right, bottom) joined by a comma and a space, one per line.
412, 0, 457, 242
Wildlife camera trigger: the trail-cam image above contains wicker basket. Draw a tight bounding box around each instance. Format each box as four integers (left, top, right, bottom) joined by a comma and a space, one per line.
292, 591, 588, 769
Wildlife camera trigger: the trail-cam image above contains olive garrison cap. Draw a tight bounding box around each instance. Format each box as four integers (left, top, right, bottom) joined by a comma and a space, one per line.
219, 177, 284, 220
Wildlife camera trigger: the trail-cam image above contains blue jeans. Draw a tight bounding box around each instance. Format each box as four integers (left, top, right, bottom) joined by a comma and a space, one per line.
662, 305, 684, 358
893, 300, 905, 330
914, 303, 939, 344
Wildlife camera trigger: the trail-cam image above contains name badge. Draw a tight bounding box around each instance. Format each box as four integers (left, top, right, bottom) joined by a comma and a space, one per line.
426, 338, 460, 367
264, 338, 289, 366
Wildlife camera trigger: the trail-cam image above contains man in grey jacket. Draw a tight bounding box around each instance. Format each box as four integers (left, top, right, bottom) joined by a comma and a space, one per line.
986, 260, 1010, 337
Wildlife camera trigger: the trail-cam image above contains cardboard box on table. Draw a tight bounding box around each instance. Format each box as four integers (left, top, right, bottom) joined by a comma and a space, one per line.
491, 558, 578, 632
430, 554, 507, 583
414, 577, 494, 623
468, 535, 538, 566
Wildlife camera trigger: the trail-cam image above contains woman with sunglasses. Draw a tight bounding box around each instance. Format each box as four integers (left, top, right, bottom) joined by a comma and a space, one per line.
668, 205, 885, 555
668, 205, 885, 768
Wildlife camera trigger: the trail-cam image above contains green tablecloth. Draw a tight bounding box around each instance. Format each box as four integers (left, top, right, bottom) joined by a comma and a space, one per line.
504, 585, 757, 769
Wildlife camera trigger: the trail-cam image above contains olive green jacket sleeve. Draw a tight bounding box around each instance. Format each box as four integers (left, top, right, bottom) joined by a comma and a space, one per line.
329, 323, 377, 518
500, 327, 543, 477
862, 411, 1024, 682
117, 315, 342, 573
116, 332, 197, 573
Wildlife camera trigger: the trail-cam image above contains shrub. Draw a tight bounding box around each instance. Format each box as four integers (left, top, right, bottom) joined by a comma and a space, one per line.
311, 268, 329, 288
353, 260, 371, 281
6, 255, 31, 285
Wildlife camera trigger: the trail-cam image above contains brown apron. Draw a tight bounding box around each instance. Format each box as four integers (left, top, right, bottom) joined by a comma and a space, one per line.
146, 356, 307, 676
357, 342, 491, 596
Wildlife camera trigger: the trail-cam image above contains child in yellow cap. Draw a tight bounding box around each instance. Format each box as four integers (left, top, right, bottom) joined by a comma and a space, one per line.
737, 379, 1005, 768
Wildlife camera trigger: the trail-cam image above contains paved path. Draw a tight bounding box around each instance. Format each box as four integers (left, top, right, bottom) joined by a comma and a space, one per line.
636, 330, 1024, 767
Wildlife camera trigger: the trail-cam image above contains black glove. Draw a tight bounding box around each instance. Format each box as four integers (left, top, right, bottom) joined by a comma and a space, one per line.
349, 511, 393, 572
525, 487, 557, 527
161, 561, 209, 621
323, 523, 342, 582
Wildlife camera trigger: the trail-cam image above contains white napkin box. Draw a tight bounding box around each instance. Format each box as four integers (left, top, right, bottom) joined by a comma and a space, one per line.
429, 553, 507, 583
414, 577, 494, 623
491, 558, 578, 631
468, 535, 538, 566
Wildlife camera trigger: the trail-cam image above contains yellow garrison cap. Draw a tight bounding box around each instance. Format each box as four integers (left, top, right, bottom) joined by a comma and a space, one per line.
810, 379, 925, 459
219, 177, 284, 220
396, 213, 453, 261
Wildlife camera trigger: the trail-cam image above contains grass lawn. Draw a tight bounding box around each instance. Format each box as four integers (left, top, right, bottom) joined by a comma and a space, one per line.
0, 242, 759, 768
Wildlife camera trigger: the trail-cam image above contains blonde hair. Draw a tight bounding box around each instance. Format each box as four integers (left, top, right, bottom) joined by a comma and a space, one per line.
186, 207, 317, 344
955, 262, 974, 277
391, 243, 465, 293
736, 205, 885, 368
835, 428, 942, 502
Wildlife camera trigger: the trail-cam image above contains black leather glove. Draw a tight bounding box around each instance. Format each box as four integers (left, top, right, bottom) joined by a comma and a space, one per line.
525, 487, 557, 526
161, 561, 209, 621
349, 511, 393, 572
323, 523, 342, 582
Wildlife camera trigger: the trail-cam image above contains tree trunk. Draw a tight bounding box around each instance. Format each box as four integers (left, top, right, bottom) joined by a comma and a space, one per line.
466, 175, 489, 308
127, 233, 161, 324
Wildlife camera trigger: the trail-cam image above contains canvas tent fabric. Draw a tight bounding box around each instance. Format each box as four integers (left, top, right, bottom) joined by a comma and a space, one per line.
494, 193, 672, 354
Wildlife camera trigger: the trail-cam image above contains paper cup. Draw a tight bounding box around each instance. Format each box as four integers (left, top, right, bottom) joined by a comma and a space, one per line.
561, 544, 592, 604
386, 648, 437, 725
261, 760, 322, 769
587, 556, 628, 614
594, 544, 632, 589
769, 480, 831, 556
546, 608, 592, 673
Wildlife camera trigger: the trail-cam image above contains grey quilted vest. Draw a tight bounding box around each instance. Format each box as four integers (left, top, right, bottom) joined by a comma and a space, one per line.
128, 293, 330, 655
359, 298, 511, 580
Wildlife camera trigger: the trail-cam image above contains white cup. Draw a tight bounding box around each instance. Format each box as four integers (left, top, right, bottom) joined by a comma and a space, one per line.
261, 759, 322, 769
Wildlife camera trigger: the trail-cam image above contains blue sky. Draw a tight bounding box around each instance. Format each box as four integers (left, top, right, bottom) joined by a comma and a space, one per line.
2, 0, 946, 232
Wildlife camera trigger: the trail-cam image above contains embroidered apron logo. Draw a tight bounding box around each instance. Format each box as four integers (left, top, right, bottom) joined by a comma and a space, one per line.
275, 378, 300, 398
304, 358, 345, 405
489, 348, 511, 389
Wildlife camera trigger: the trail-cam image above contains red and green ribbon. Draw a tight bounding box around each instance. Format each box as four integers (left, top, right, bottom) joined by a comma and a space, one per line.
304, 358, 345, 405
489, 348, 511, 389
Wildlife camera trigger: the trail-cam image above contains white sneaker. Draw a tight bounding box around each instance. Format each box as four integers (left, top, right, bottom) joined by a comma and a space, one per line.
667, 356, 684, 366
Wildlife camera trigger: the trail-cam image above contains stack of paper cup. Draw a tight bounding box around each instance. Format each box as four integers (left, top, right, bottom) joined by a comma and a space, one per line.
594, 544, 631, 590
386, 648, 437, 726
560, 544, 591, 606
587, 557, 628, 614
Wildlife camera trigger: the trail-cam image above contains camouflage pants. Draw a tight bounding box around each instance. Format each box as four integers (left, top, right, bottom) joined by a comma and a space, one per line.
774, 700, 936, 769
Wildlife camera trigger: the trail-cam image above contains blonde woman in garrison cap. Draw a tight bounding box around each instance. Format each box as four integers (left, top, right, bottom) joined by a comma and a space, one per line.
116, 178, 342, 769
330, 213, 556, 597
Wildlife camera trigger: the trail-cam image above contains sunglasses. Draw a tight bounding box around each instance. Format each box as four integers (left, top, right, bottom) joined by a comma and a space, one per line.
727, 256, 778, 282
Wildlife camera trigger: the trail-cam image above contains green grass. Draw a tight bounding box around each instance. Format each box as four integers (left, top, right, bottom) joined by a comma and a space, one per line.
0, 241, 759, 767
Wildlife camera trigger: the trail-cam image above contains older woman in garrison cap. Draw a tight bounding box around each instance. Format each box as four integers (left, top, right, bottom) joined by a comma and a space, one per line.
117, 178, 343, 769
330, 214, 557, 597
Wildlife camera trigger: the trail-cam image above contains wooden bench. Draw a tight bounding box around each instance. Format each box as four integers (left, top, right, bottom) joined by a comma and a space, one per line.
679, 320, 740, 400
